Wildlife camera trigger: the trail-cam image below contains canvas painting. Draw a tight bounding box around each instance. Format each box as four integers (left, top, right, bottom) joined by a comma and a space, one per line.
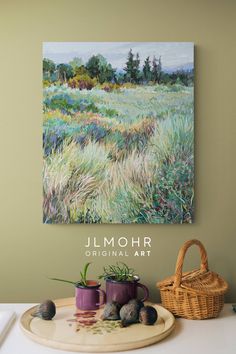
43, 42, 194, 224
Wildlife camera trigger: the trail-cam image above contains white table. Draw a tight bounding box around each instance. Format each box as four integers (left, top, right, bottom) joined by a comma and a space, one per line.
0, 303, 235, 354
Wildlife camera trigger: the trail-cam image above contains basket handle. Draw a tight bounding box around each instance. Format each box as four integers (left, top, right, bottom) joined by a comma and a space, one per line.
173, 239, 208, 289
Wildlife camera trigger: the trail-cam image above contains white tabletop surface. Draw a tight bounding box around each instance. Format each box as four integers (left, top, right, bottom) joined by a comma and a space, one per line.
0, 303, 235, 354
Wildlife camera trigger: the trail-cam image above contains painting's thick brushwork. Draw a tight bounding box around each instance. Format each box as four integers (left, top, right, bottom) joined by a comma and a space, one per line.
43, 42, 194, 224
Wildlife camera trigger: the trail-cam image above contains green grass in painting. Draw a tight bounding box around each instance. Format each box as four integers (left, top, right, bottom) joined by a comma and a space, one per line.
43, 84, 194, 223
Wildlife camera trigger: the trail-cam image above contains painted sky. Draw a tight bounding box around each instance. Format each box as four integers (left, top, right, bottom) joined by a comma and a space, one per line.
43, 42, 193, 70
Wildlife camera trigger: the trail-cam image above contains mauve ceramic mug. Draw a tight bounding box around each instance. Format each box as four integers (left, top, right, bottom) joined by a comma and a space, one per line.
105, 276, 149, 305
75, 280, 106, 310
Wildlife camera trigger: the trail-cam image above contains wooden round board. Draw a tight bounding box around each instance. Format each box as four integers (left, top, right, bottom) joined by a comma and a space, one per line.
20, 297, 175, 352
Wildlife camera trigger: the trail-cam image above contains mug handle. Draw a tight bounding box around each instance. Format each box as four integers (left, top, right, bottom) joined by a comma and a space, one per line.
137, 283, 149, 302
96, 289, 106, 307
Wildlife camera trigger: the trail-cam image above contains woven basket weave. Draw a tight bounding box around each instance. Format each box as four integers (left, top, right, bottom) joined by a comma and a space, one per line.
157, 239, 228, 320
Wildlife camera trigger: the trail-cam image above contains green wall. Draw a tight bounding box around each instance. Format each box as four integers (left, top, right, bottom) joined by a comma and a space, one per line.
0, 0, 235, 303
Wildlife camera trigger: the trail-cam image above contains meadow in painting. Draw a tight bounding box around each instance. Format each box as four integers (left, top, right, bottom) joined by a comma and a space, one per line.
43, 42, 194, 224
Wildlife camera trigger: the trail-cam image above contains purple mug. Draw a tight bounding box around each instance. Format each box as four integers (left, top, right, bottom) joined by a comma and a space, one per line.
75, 280, 106, 310
105, 276, 149, 305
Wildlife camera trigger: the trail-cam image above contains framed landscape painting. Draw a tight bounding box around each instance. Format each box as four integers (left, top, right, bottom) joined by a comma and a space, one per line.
43, 42, 194, 224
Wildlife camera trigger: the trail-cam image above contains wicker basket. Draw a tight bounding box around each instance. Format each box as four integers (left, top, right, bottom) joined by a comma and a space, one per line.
157, 239, 228, 320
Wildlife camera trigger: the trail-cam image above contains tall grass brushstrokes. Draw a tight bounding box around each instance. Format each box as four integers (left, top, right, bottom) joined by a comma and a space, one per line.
43, 44, 194, 224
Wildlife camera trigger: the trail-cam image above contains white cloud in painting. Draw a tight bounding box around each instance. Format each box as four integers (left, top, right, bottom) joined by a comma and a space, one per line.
43, 42, 193, 70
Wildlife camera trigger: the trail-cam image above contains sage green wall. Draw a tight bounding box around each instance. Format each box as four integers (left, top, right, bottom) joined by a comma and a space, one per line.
0, 0, 235, 303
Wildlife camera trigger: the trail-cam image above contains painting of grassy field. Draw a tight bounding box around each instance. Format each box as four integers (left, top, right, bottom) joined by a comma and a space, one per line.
43, 42, 194, 224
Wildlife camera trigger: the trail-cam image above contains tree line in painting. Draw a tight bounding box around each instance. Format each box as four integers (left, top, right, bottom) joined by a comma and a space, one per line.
43, 47, 194, 224
43, 49, 194, 90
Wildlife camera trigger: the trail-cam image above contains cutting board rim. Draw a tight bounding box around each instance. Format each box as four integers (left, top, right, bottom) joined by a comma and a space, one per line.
20, 297, 175, 352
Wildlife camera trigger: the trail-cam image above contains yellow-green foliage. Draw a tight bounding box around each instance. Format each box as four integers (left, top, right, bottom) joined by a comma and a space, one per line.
43, 109, 73, 123
68, 74, 97, 90
43, 80, 51, 88
121, 82, 137, 89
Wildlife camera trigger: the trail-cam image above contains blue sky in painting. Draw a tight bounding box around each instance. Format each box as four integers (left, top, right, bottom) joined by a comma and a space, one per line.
43, 42, 194, 71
